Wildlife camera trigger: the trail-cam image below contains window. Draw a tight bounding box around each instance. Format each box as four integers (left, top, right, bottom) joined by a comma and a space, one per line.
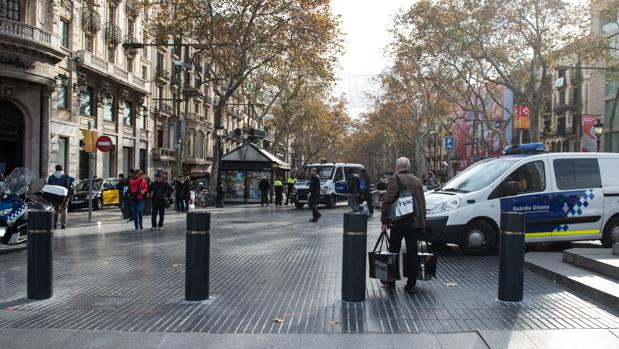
58, 137, 68, 172
103, 95, 115, 121
196, 131, 204, 158
187, 129, 195, 157
122, 147, 133, 175
156, 129, 163, 148
85, 34, 94, 53
168, 123, 176, 149
107, 46, 115, 63
0, 0, 19, 20
80, 87, 94, 116
137, 107, 145, 129
123, 100, 133, 126
142, 65, 148, 80
334, 167, 343, 182
554, 159, 602, 190
108, 4, 116, 24
126, 56, 134, 73
127, 19, 134, 36
102, 150, 111, 178
139, 149, 147, 174
59, 19, 70, 48
57, 79, 68, 109
607, 72, 619, 97
505, 161, 546, 194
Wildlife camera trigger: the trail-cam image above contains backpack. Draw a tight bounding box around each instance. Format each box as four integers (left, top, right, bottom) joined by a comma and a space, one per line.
359, 177, 367, 192
48, 174, 68, 187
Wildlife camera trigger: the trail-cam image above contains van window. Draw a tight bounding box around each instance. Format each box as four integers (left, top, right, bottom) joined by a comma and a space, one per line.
334, 167, 343, 182
344, 167, 359, 179
553, 159, 601, 190
599, 158, 619, 187
489, 161, 545, 199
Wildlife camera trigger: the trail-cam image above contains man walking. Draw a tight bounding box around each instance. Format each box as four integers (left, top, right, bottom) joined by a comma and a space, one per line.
347, 170, 360, 212
274, 177, 284, 206
308, 167, 321, 222
259, 177, 270, 206
47, 164, 70, 229
116, 174, 131, 219
360, 169, 374, 216
285, 175, 297, 205
381, 157, 427, 294
174, 178, 184, 212
148, 173, 173, 231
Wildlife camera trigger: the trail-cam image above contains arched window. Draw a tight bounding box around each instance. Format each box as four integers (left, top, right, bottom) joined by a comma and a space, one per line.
1, 0, 20, 20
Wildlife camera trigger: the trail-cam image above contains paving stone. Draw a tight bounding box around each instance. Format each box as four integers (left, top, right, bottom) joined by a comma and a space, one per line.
523, 329, 619, 349
1, 207, 618, 334
478, 330, 537, 349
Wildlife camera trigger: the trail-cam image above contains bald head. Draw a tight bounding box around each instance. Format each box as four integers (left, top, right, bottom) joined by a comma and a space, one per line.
396, 157, 411, 172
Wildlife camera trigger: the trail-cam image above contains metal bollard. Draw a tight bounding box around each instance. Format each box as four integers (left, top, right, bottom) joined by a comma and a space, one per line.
498, 212, 526, 302
27, 210, 54, 300
185, 212, 211, 301
342, 213, 367, 302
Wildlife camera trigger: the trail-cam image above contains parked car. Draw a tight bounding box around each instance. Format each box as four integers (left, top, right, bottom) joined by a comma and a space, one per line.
69, 178, 120, 211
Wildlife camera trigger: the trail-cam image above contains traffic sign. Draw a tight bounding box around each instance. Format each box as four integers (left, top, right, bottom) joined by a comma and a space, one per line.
96, 135, 113, 152
444, 136, 454, 151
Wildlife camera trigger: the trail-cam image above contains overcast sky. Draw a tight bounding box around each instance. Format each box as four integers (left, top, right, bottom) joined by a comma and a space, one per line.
331, 0, 414, 119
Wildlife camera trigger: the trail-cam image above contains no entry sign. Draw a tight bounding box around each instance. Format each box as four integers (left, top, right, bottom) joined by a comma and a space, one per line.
96, 135, 113, 152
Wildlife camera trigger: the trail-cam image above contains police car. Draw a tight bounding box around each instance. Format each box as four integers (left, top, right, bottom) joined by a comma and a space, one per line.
291, 162, 364, 209
424, 143, 619, 255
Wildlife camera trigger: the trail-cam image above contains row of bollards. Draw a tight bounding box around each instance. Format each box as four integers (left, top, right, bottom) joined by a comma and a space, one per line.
25, 210, 212, 302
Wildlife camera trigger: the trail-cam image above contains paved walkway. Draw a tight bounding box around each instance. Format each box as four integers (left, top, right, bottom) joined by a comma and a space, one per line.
1, 205, 618, 347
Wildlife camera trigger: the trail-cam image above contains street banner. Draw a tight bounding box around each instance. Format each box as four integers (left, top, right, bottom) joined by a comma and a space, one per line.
581, 115, 598, 152
513, 105, 531, 129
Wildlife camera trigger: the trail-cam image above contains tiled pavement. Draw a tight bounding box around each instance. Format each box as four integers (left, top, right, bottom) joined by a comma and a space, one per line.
0, 206, 618, 336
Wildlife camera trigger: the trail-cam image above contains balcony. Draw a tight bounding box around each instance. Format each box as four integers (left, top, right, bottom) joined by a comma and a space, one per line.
124, 35, 140, 58
75, 50, 149, 94
186, 112, 204, 123
205, 120, 213, 129
155, 67, 170, 83
82, 8, 101, 35
105, 23, 122, 47
152, 147, 177, 161
155, 102, 174, 115
126, 0, 142, 19
0, 18, 65, 64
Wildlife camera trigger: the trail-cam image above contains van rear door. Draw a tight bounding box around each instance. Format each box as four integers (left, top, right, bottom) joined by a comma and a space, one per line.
549, 158, 603, 238
599, 157, 619, 227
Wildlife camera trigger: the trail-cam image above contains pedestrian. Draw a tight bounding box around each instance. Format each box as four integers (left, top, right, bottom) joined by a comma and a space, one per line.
116, 173, 131, 220
381, 157, 427, 294
259, 177, 270, 206
285, 175, 297, 205
148, 173, 173, 231
182, 176, 191, 212
308, 167, 321, 222
129, 169, 148, 231
360, 169, 374, 216
274, 177, 283, 206
47, 164, 70, 229
174, 178, 184, 212
425, 171, 438, 189
347, 169, 360, 212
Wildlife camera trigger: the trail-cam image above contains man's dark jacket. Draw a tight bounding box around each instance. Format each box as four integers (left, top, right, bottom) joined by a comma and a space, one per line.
259, 179, 270, 192
380, 170, 427, 229
149, 181, 173, 205
309, 174, 320, 197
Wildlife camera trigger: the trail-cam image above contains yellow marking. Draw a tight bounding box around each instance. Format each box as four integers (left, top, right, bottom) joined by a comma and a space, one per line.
525, 230, 600, 238
525, 232, 551, 238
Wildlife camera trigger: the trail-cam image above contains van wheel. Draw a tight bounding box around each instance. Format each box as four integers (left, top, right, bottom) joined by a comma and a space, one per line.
460, 220, 497, 255
326, 194, 336, 209
295, 203, 305, 209
602, 217, 619, 248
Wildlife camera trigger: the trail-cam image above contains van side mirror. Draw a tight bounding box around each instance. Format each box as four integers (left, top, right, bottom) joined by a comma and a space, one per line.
504, 181, 519, 197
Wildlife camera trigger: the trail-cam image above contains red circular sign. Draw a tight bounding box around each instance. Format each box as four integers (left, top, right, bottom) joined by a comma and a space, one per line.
96, 135, 113, 152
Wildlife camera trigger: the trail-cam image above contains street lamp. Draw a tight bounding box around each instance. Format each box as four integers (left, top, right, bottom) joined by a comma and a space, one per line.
594, 119, 605, 152
215, 126, 226, 208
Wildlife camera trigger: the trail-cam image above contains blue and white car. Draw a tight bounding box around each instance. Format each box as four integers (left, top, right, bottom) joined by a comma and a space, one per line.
291, 163, 364, 209
424, 143, 619, 254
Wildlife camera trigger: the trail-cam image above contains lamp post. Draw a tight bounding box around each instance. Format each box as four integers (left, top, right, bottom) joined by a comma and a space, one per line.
215, 126, 225, 208
594, 119, 604, 152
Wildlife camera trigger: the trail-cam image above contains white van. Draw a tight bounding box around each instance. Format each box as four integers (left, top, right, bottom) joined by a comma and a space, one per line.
292, 163, 364, 209
424, 144, 619, 255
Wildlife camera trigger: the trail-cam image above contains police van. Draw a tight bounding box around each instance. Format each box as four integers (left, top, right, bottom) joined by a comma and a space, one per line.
291, 162, 364, 209
424, 143, 619, 255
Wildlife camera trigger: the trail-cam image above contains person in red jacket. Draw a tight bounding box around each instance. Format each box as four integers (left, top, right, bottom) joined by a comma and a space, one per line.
129, 169, 148, 231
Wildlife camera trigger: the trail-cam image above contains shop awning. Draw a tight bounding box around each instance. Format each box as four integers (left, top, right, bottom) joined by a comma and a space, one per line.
222, 142, 290, 170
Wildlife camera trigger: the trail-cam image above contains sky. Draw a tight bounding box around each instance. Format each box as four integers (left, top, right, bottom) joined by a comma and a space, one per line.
331, 0, 414, 119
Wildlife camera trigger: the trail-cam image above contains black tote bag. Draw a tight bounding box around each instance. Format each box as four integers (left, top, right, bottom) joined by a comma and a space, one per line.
402, 240, 437, 281
368, 231, 400, 282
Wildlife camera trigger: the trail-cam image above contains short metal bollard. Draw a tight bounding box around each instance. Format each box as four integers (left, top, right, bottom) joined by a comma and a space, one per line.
342, 213, 367, 302
27, 210, 54, 300
185, 212, 211, 301
498, 212, 526, 302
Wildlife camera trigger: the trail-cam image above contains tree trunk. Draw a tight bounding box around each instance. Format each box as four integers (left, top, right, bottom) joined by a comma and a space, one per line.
208, 103, 225, 193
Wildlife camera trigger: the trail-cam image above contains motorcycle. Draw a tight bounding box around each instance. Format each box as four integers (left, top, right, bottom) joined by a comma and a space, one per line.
0, 168, 51, 245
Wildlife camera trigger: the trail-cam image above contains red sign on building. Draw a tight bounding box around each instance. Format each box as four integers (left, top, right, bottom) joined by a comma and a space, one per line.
96, 135, 113, 152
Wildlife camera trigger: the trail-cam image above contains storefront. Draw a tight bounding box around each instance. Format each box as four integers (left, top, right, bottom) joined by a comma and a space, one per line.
221, 143, 289, 203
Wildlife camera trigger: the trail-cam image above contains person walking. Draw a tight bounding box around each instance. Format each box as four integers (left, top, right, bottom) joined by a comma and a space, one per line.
347, 170, 360, 212
174, 178, 184, 212
116, 174, 129, 219
360, 169, 374, 216
381, 157, 427, 294
274, 177, 284, 206
308, 167, 321, 222
425, 171, 438, 189
47, 164, 70, 229
259, 178, 270, 206
129, 169, 148, 231
285, 175, 297, 205
148, 173, 173, 231
182, 176, 191, 212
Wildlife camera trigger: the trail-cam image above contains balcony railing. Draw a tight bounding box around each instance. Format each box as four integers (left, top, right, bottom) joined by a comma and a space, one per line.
152, 147, 177, 160
0, 17, 54, 46
82, 8, 102, 35
124, 35, 140, 58
155, 67, 170, 82
155, 102, 174, 115
105, 23, 122, 47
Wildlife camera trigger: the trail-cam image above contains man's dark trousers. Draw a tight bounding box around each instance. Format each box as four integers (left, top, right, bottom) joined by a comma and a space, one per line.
275, 187, 283, 205
261, 191, 269, 206
388, 226, 422, 288
151, 202, 166, 228
309, 196, 321, 221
